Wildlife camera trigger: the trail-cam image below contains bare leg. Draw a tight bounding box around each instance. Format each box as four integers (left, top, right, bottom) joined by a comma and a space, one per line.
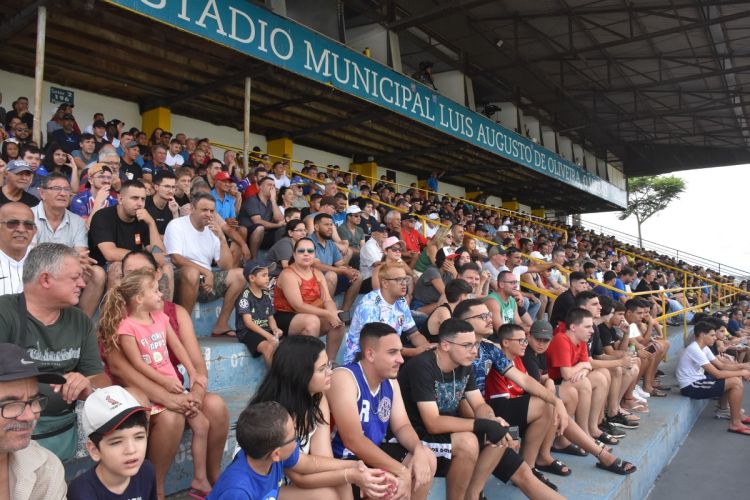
519, 396, 553, 467
445, 432, 479, 500
319, 316, 345, 362
403, 451, 437, 500
248, 225, 264, 259
202, 393, 229, 485
186, 411, 211, 493
341, 274, 362, 311
587, 369, 610, 436
510, 463, 564, 500
79, 265, 105, 317
149, 409, 186, 500
726, 377, 748, 430
176, 266, 200, 315
606, 367, 623, 417
288, 314, 322, 337
213, 269, 245, 333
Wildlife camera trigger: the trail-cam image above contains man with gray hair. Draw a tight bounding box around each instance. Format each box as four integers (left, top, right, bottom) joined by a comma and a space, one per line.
0, 243, 109, 461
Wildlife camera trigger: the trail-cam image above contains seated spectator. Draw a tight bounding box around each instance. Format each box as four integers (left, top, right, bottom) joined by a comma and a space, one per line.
266, 219, 308, 271
31, 173, 105, 317
337, 205, 365, 264
95, 145, 123, 193
593, 270, 619, 301
174, 167, 192, 207
328, 323, 436, 499
370, 237, 416, 295
401, 213, 427, 266
0, 160, 39, 207
398, 318, 560, 499
414, 226, 453, 273
43, 144, 80, 192
164, 192, 245, 337
239, 176, 284, 259
48, 113, 79, 153
677, 321, 750, 435
250, 335, 389, 497
358, 222, 388, 292
345, 262, 432, 363
634, 269, 663, 317
67, 386, 155, 500
505, 247, 554, 322
522, 323, 639, 475
106, 250, 229, 496
202, 158, 222, 191
421, 279, 473, 342
310, 213, 362, 313
549, 271, 590, 331
268, 161, 290, 189
456, 300, 568, 489
0, 202, 36, 296
210, 400, 381, 499
211, 171, 240, 221
0, 243, 110, 461
236, 260, 282, 366
412, 248, 457, 314
166, 138, 185, 167
304, 195, 351, 257
627, 299, 671, 397
240, 166, 267, 200
71, 133, 97, 171
277, 185, 298, 215
119, 140, 143, 181
145, 171, 179, 235
98, 268, 212, 497
484, 245, 508, 291
0, 343, 67, 500
274, 237, 345, 361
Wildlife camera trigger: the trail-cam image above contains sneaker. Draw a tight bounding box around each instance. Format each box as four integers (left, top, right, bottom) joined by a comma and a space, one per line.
715, 406, 746, 420
634, 386, 651, 399
607, 413, 640, 429
599, 421, 626, 438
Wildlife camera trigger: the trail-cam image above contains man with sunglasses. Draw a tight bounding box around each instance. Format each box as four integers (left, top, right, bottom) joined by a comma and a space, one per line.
0, 343, 67, 500
344, 262, 433, 364
455, 299, 568, 489
0, 160, 39, 208
0, 202, 37, 295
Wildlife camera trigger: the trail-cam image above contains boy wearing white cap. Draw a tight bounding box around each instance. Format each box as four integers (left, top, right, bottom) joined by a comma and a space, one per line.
67, 386, 156, 500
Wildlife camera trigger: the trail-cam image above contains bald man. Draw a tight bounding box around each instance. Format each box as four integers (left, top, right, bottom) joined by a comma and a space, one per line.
0, 202, 37, 295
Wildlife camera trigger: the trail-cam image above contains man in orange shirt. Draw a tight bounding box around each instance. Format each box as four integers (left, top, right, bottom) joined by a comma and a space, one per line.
400, 214, 427, 268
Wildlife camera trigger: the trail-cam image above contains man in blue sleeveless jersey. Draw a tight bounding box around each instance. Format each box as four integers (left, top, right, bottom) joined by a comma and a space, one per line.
329, 322, 436, 500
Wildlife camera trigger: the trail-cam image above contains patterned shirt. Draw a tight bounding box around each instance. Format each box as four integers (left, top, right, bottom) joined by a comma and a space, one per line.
344, 289, 417, 364
471, 340, 513, 396
70, 189, 118, 219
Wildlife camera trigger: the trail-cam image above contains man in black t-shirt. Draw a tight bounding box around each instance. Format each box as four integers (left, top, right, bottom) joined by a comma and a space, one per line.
119, 140, 143, 181
144, 172, 178, 235
549, 271, 589, 330
398, 319, 558, 499
88, 181, 168, 290
635, 269, 662, 317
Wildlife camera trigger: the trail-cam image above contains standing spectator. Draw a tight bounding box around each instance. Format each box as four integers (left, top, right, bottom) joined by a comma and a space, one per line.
145, 171, 179, 235
239, 176, 285, 259
0, 343, 67, 500
0, 243, 110, 461
32, 173, 106, 318
164, 192, 245, 337
0, 160, 39, 207
0, 202, 36, 295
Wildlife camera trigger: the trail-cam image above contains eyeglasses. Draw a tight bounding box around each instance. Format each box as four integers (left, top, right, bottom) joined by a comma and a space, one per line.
445, 340, 480, 351
466, 311, 493, 321
292, 228, 307, 233
295, 248, 315, 254
383, 277, 410, 285
43, 186, 72, 193
387, 247, 403, 252
315, 361, 334, 373
275, 434, 298, 450
0, 219, 36, 230
0, 395, 48, 419
507, 338, 529, 346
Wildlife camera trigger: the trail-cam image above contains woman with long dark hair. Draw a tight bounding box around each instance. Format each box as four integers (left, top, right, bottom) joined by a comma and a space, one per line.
42, 143, 79, 191
250, 336, 388, 498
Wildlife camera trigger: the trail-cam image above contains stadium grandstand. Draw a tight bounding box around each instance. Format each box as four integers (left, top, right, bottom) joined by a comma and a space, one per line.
1, 1, 750, 499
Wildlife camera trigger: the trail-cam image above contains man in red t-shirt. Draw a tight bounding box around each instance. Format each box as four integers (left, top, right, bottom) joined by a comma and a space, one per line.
546, 308, 619, 444
400, 214, 427, 267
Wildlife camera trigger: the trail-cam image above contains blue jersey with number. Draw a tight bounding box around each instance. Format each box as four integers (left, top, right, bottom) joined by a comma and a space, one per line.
331, 362, 393, 458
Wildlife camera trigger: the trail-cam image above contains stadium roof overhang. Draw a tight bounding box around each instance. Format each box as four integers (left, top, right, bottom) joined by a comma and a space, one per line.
344, 0, 750, 177
1, 0, 631, 212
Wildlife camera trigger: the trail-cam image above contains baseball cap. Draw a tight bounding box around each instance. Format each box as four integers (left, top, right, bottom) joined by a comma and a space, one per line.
371, 223, 387, 233
401, 213, 416, 221
427, 213, 439, 220
62, 113, 75, 120
488, 245, 507, 257
92, 119, 106, 128
214, 171, 232, 182
290, 176, 305, 185
382, 236, 404, 250
498, 225, 510, 232
6, 160, 33, 174
346, 205, 362, 215
530, 320, 554, 340
81, 385, 150, 437
124, 140, 139, 149
243, 260, 277, 279
0, 343, 66, 385
86, 163, 112, 179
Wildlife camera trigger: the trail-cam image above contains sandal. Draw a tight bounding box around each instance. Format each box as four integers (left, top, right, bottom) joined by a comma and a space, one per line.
594, 440, 613, 453
727, 426, 750, 436
648, 388, 668, 397
592, 432, 619, 446
531, 468, 558, 491
535, 459, 571, 477
596, 458, 637, 475
551, 443, 588, 457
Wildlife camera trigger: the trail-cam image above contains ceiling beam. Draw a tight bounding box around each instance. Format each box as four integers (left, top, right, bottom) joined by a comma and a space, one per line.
386, 0, 495, 31
289, 109, 389, 139
0, 0, 52, 41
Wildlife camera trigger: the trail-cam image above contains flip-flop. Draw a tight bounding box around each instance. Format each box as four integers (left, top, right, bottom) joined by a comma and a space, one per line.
552, 443, 589, 457
211, 330, 237, 337
741, 416, 750, 425
531, 468, 558, 491
727, 426, 750, 436
535, 459, 572, 477
596, 458, 637, 475
592, 432, 620, 446
187, 488, 209, 500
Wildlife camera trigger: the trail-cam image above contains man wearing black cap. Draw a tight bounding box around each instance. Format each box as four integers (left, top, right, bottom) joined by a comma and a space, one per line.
90, 118, 109, 154
48, 113, 80, 153
0, 343, 67, 500
0, 160, 40, 208
120, 139, 143, 181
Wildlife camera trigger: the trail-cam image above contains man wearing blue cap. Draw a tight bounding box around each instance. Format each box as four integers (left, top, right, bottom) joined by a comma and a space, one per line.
0, 160, 39, 208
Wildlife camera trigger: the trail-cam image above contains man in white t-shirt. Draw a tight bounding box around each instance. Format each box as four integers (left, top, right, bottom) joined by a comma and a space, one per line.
164, 192, 245, 337
0, 202, 36, 295
677, 321, 750, 435
358, 223, 387, 282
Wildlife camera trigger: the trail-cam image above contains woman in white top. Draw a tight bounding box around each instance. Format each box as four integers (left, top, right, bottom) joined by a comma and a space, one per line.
249, 336, 388, 498
677, 320, 750, 435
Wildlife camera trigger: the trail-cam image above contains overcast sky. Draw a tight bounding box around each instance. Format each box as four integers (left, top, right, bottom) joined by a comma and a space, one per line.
582, 164, 749, 277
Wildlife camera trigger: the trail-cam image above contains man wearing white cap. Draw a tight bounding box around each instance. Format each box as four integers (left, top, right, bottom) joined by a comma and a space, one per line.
336, 205, 365, 265
0, 343, 67, 500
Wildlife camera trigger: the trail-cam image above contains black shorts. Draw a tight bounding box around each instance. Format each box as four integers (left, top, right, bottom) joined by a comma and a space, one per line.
487, 395, 531, 437
237, 329, 267, 357
274, 311, 296, 334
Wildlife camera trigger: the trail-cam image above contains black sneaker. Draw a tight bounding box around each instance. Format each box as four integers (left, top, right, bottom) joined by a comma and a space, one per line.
607, 413, 640, 429
599, 420, 626, 438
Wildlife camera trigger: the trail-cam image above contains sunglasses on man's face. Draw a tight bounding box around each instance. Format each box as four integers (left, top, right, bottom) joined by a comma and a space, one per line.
0, 219, 36, 230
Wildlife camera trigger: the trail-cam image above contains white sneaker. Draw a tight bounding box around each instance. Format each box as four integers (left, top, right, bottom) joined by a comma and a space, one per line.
634, 385, 651, 399
631, 392, 647, 404
715, 406, 745, 420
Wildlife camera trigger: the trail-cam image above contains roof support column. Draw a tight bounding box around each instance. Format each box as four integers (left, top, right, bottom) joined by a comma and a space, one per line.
502, 201, 520, 211
350, 161, 378, 182
243, 77, 252, 177
141, 107, 171, 139
32, 6, 46, 145
267, 137, 293, 172
531, 208, 546, 218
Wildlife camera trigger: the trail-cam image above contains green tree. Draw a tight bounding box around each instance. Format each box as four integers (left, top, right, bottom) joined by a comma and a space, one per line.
619, 175, 686, 247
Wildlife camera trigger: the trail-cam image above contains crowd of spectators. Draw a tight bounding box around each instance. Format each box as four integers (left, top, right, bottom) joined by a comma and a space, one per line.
1, 96, 749, 500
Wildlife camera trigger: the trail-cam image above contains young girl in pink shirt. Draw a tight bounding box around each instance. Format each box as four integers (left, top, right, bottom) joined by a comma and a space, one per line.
99, 268, 212, 498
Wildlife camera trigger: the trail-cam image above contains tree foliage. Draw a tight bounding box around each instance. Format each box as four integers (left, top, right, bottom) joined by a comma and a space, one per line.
619, 175, 686, 246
